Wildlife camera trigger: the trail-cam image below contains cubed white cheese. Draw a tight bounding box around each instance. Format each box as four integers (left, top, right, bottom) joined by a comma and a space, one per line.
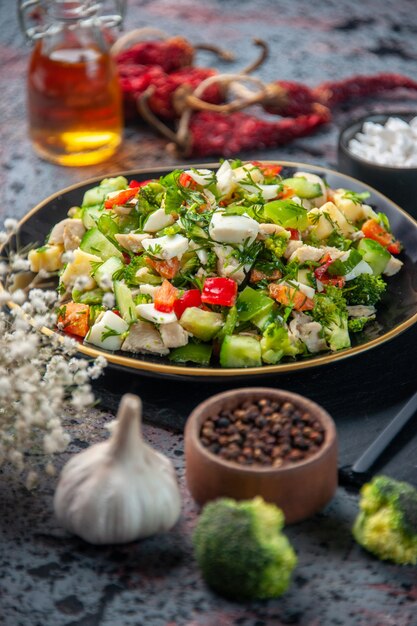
344, 260, 373, 281
141, 234, 189, 260
215, 160, 236, 197
136, 303, 177, 324
85, 310, 128, 351
138, 284, 159, 299
142, 209, 175, 233
183, 168, 214, 186
239, 183, 280, 201
288, 280, 315, 300
209, 211, 259, 245
383, 256, 403, 276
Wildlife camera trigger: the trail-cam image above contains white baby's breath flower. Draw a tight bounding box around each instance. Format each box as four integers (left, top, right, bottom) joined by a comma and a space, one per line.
102, 292, 115, 309
73, 275, 89, 291
0, 262, 9, 276
11, 289, 26, 305
4, 218, 18, 233
61, 251, 75, 264
11, 256, 31, 272
99, 274, 112, 290
0, 291, 11, 306
0, 217, 107, 486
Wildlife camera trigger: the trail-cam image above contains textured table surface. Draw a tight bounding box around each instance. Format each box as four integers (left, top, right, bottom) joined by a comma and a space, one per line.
1, 1, 417, 625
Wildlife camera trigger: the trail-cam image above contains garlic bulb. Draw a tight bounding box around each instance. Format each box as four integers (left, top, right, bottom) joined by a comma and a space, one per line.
54, 394, 181, 544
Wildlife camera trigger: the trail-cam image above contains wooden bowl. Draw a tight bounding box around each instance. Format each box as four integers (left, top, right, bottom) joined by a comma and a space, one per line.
184, 387, 338, 524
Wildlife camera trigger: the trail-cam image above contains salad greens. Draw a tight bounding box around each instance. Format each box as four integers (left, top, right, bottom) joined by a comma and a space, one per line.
28, 160, 404, 368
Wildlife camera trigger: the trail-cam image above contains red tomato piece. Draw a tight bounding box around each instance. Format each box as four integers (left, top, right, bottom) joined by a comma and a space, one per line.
178, 172, 198, 188
104, 188, 138, 209
362, 219, 402, 255
173, 289, 202, 318
287, 228, 300, 240
128, 178, 153, 188
57, 302, 90, 338
154, 280, 179, 313
251, 162, 283, 177
146, 257, 180, 279
201, 277, 237, 307
268, 283, 314, 312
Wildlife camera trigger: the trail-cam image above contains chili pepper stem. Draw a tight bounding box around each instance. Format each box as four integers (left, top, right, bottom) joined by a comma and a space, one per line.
241, 38, 269, 74
137, 87, 181, 145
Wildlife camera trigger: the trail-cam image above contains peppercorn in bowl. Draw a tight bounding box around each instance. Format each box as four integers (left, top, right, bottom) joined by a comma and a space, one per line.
184, 387, 338, 523
338, 111, 417, 218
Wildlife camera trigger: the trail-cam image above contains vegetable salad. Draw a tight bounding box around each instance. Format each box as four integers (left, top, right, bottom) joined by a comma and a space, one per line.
29, 160, 403, 368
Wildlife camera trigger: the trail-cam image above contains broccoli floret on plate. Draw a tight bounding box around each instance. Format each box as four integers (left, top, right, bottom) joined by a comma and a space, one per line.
311, 286, 350, 351
344, 273, 387, 307
260, 322, 303, 364
353, 475, 417, 565
193, 497, 297, 600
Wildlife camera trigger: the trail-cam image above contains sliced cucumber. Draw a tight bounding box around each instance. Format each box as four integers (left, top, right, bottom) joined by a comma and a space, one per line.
82, 205, 103, 229
93, 256, 124, 290
220, 335, 262, 368
357, 238, 390, 275
80, 228, 123, 261
114, 280, 137, 324
281, 177, 322, 199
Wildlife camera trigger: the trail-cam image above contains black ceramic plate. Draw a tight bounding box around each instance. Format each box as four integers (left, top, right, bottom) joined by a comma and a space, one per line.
5, 161, 417, 380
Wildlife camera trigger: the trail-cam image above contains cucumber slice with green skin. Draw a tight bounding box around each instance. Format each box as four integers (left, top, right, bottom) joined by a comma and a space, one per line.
82, 205, 103, 229
327, 249, 363, 276
281, 177, 322, 199
169, 343, 212, 365
263, 200, 309, 230
179, 307, 223, 341
216, 306, 238, 342
357, 238, 390, 275
113, 280, 137, 324
220, 335, 262, 368
93, 256, 124, 290
82, 176, 128, 207
80, 228, 123, 261
97, 213, 120, 240
72, 288, 105, 305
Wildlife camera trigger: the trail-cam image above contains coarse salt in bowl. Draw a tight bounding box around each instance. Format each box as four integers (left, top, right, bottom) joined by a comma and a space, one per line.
338, 112, 417, 218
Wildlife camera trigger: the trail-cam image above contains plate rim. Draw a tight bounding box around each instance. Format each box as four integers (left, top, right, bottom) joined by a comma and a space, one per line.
5, 160, 417, 378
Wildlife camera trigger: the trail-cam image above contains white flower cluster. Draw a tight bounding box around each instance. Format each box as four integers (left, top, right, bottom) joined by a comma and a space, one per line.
348, 116, 417, 167
0, 227, 107, 488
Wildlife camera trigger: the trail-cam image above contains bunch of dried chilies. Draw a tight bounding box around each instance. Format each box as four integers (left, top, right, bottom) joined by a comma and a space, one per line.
112, 29, 417, 157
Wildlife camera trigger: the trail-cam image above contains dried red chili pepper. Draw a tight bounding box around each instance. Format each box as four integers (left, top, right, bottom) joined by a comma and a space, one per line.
314, 73, 417, 107
183, 106, 331, 157
115, 36, 196, 73
263, 81, 318, 117
118, 64, 223, 120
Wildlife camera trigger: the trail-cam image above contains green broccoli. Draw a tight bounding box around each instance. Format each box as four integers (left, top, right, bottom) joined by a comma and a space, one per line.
193, 497, 297, 600
260, 322, 302, 364
311, 286, 350, 351
344, 274, 387, 307
348, 316, 374, 333
353, 475, 417, 565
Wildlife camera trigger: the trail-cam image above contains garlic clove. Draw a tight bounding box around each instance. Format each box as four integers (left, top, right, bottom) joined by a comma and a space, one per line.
54, 394, 181, 544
